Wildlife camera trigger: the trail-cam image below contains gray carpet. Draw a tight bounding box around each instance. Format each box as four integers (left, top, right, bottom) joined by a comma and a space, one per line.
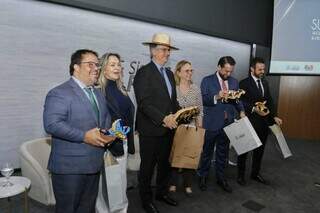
1, 137, 320, 213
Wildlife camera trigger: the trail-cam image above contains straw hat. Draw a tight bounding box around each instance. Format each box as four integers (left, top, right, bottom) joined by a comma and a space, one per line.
142, 33, 179, 50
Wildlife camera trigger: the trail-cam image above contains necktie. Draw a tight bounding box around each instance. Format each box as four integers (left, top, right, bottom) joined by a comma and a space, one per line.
84, 87, 100, 124
160, 67, 165, 79
160, 67, 172, 97
221, 80, 228, 91
257, 80, 263, 97
221, 80, 228, 121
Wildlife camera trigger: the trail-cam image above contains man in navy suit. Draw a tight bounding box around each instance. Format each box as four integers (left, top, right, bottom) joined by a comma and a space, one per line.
237, 57, 282, 186
134, 33, 180, 213
43, 49, 115, 213
198, 56, 245, 193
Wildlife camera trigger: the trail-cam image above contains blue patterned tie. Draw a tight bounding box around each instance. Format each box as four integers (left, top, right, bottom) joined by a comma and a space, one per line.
160, 67, 172, 97
84, 87, 100, 124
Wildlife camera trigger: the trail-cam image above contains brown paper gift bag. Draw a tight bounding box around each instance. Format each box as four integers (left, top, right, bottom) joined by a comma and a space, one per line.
170, 125, 206, 169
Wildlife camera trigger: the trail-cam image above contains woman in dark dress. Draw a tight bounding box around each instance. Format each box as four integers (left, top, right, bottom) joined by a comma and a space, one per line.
98, 53, 135, 155
97, 53, 135, 212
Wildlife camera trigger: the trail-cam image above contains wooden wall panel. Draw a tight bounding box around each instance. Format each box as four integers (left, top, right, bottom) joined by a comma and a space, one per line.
278, 76, 320, 140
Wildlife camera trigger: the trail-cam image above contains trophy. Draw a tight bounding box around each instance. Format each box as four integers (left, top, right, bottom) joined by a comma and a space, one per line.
255, 101, 270, 115
100, 119, 131, 157
221, 89, 246, 103
174, 106, 200, 125
99, 119, 130, 140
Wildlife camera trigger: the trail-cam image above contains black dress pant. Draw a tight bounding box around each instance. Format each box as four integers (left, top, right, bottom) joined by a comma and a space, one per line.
52, 172, 100, 213
138, 133, 173, 205
237, 119, 269, 177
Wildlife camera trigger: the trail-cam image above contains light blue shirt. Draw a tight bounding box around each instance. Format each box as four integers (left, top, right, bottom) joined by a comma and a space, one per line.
152, 60, 172, 98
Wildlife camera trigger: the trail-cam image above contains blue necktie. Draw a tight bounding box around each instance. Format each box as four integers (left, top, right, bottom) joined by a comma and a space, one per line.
84, 87, 100, 124
160, 67, 165, 78
160, 67, 172, 97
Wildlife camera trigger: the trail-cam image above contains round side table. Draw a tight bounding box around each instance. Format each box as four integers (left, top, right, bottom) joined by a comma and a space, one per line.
0, 176, 31, 213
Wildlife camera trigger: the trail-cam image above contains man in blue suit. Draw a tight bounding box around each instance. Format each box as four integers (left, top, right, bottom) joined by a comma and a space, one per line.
43, 49, 115, 213
198, 56, 245, 193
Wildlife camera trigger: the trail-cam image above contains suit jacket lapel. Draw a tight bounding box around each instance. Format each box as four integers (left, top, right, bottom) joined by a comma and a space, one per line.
69, 78, 99, 125
213, 73, 222, 90
261, 79, 268, 97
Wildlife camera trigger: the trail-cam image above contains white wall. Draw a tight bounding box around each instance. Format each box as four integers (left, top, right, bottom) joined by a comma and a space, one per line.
0, 0, 250, 167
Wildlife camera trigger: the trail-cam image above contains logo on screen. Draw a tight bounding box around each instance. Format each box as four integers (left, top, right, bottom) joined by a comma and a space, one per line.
304, 65, 314, 71
311, 19, 320, 31
125, 60, 141, 92
311, 18, 320, 40
286, 65, 300, 71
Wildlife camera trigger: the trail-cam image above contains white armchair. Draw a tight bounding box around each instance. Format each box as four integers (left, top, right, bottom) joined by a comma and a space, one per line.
19, 137, 55, 205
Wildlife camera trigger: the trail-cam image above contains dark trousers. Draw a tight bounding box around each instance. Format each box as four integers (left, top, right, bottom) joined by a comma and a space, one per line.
52, 173, 100, 213
170, 168, 194, 188
197, 130, 229, 181
237, 122, 269, 178
138, 134, 173, 205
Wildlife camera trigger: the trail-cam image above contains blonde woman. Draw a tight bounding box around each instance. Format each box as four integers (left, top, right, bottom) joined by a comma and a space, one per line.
169, 60, 203, 196
96, 53, 135, 213
98, 53, 135, 155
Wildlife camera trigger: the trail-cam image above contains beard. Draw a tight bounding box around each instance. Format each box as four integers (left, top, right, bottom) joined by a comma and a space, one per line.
254, 73, 264, 79
218, 72, 229, 81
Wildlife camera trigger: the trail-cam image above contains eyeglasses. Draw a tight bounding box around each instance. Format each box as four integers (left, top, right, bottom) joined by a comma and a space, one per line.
79, 61, 101, 69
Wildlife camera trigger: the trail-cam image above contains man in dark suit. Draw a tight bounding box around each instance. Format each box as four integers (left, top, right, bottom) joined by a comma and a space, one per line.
237, 57, 282, 186
198, 56, 245, 193
133, 33, 180, 213
43, 49, 115, 213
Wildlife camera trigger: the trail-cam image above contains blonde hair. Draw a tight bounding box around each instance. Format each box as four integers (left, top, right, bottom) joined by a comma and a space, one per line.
174, 60, 192, 85
98, 53, 127, 96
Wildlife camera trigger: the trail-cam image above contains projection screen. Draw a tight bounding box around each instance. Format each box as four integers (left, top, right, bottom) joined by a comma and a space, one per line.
270, 0, 320, 75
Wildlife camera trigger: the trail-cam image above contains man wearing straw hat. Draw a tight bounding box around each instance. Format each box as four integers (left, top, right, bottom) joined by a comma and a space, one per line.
133, 33, 180, 213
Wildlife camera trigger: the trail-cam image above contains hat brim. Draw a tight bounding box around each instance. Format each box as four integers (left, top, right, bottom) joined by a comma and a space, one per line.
142, 42, 179, 50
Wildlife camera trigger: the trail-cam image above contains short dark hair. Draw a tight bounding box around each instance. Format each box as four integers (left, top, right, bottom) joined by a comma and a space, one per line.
69, 49, 98, 76
217, 56, 236, 68
250, 57, 265, 68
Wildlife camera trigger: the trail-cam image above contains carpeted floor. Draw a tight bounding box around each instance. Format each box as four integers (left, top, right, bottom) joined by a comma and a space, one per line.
1, 136, 320, 213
